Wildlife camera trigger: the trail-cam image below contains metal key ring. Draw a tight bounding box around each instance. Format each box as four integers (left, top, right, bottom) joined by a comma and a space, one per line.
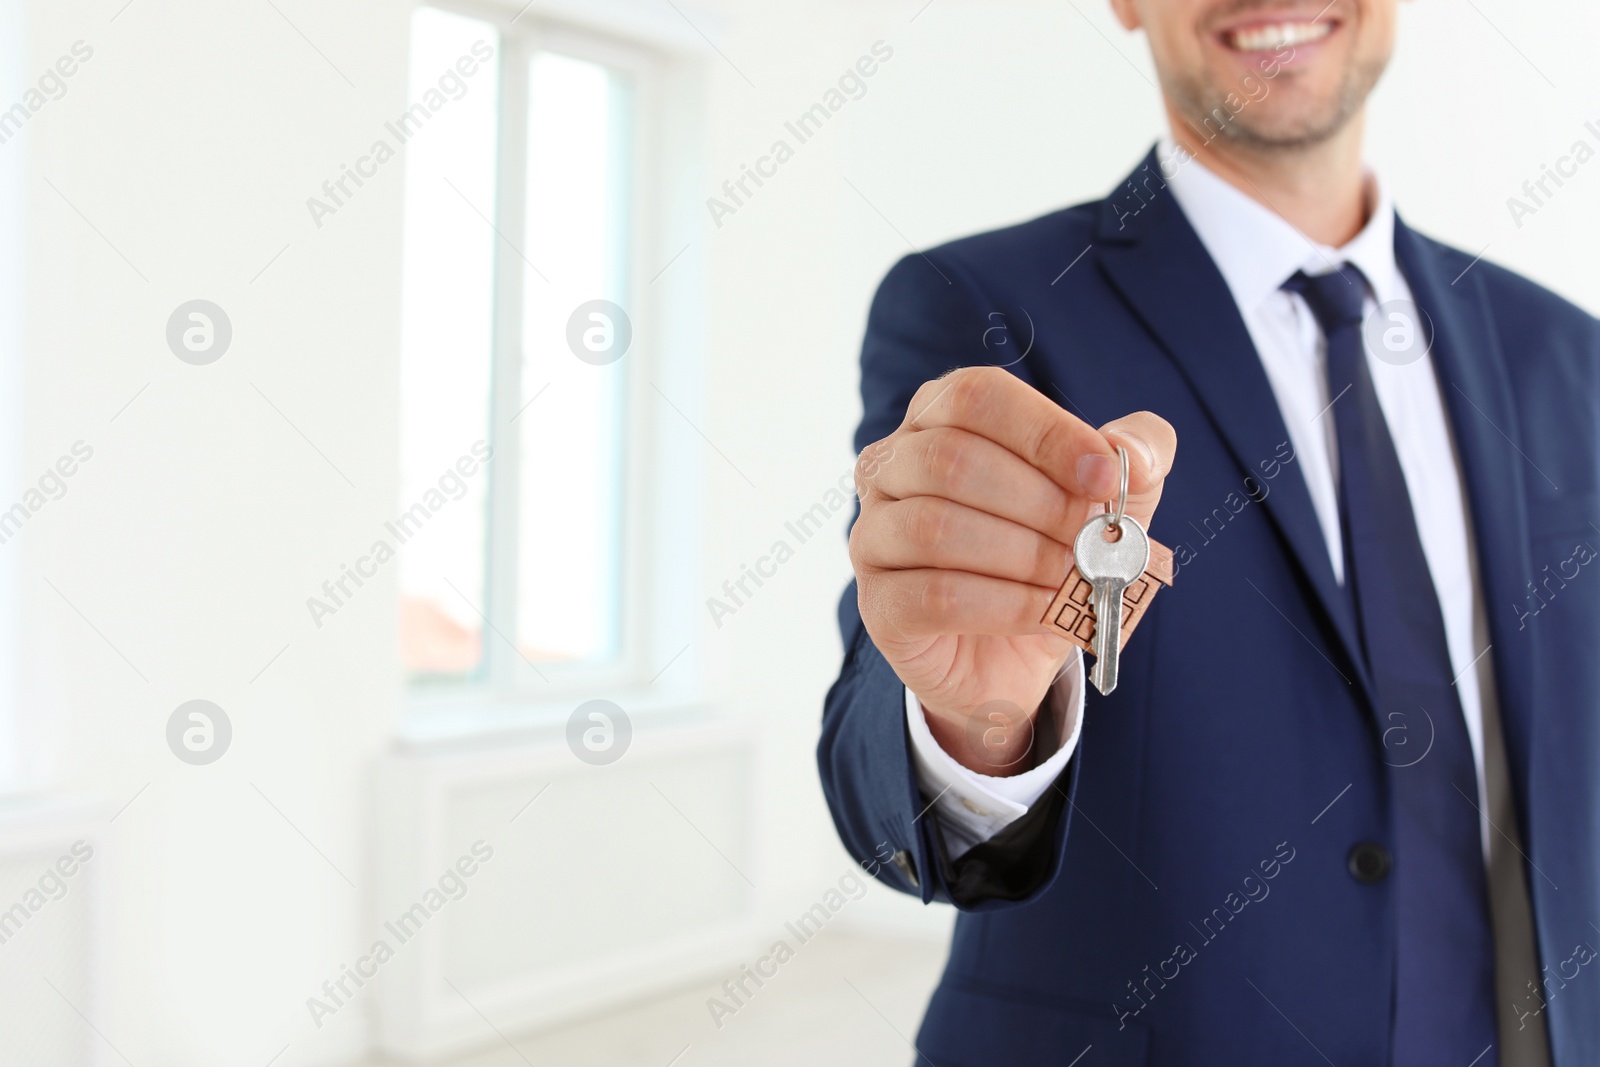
1106, 445, 1129, 532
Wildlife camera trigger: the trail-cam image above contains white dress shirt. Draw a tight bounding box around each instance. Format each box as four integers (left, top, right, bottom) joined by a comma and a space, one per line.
908, 139, 1499, 859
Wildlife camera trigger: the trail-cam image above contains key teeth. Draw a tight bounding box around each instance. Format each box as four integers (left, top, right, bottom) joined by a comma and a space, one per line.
1094, 656, 1117, 696
1092, 584, 1121, 696
1089, 649, 1117, 696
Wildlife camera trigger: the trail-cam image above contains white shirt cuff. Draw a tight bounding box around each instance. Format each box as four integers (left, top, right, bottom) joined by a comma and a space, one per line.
904, 649, 1085, 858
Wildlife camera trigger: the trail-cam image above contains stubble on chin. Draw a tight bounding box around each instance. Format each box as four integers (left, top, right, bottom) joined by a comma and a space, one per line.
1164, 56, 1386, 153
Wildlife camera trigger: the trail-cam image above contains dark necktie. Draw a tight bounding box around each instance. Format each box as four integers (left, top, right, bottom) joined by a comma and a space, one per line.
1284, 267, 1499, 1066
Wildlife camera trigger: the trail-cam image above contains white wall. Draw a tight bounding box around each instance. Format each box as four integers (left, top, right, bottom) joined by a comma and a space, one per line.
0, 0, 28, 789
21, 1, 411, 1062
10, 0, 1599, 1063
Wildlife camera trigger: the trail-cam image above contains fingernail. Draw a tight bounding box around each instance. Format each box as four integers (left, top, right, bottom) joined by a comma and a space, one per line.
1110, 431, 1157, 474
1076, 454, 1115, 498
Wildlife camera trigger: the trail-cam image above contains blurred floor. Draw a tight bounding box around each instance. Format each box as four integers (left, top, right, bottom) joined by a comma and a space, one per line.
366, 930, 948, 1067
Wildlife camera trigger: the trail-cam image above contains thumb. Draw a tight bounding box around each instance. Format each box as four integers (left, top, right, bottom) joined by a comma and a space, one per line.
1098, 411, 1176, 529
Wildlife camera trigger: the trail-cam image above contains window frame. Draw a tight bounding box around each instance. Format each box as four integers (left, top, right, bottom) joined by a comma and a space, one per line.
403, 0, 700, 740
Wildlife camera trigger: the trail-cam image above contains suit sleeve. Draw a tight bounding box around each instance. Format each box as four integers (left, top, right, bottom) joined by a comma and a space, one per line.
816, 251, 1083, 910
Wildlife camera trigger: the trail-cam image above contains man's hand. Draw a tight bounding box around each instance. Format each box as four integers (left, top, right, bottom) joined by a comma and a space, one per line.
850, 366, 1177, 776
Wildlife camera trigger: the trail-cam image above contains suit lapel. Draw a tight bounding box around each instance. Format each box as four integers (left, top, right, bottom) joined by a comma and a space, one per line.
1092, 152, 1373, 702
1394, 219, 1537, 816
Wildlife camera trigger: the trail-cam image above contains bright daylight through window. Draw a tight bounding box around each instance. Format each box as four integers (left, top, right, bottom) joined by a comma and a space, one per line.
397, 7, 636, 692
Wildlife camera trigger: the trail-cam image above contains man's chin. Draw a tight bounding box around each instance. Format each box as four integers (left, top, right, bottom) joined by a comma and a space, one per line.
1171, 85, 1361, 154
1209, 111, 1354, 152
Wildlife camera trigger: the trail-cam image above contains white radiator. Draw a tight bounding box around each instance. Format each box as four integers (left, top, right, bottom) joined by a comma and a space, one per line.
0, 797, 111, 1067
371, 715, 759, 1060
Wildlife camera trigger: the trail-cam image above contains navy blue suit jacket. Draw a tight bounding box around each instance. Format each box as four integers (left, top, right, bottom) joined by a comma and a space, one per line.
818, 150, 1600, 1065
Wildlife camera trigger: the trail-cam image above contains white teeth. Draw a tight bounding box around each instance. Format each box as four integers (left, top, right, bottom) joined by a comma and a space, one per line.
1227, 20, 1333, 51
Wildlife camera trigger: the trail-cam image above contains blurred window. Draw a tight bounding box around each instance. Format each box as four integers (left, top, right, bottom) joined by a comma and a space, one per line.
397, 6, 499, 682
398, 7, 657, 708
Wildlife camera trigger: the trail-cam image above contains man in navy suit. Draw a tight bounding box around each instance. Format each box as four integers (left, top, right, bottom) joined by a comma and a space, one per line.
818, 1, 1600, 1063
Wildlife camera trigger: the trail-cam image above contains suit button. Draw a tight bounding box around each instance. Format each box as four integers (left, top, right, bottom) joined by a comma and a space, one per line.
1348, 842, 1392, 884
892, 849, 920, 889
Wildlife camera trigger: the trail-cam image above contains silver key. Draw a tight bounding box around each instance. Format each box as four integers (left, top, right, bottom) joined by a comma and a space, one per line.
1074, 511, 1150, 696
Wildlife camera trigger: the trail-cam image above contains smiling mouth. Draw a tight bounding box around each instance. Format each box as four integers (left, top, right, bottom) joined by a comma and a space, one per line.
1222, 19, 1336, 52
